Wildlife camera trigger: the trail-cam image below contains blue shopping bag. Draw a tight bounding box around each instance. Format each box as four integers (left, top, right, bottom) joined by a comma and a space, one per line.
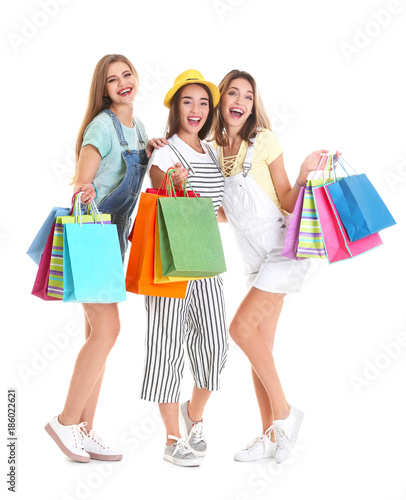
27, 207, 71, 265
63, 199, 126, 303
326, 156, 396, 242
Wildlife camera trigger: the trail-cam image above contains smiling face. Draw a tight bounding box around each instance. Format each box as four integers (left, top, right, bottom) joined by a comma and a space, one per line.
177, 84, 210, 135
220, 77, 254, 131
105, 61, 137, 107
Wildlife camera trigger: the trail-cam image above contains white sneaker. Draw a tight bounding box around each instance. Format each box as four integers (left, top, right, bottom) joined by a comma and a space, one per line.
180, 401, 207, 457
272, 405, 304, 463
45, 416, 90, 463
234, 426, 276, 462
81, 429, 123, 461
163, 435, 200, 467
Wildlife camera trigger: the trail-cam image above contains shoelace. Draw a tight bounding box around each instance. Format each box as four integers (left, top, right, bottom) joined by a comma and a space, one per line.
190, 421, 204, 441
268, 424, 290, 452
73, 422, 88, 449
168, 435, 194, 458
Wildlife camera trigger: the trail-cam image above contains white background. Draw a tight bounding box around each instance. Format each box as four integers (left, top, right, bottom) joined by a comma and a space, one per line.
1, 0, 406, 499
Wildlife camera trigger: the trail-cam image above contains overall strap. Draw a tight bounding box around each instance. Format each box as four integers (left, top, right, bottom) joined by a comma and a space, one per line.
103, 109, 146, 151
203, 143, 222, 174
167, 143, 195, 174
132, 117, 147, 149
242, 129, 261, 177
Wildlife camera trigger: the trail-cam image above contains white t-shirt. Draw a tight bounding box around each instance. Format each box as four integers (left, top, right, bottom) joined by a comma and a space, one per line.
148, 134, 224, 215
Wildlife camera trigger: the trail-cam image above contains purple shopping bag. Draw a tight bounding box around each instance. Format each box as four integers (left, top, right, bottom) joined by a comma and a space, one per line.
281, 186, 306, 260
31, 223, 60, 301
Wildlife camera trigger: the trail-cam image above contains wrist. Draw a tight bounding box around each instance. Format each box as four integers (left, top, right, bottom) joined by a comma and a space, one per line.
295, 177, 307, 188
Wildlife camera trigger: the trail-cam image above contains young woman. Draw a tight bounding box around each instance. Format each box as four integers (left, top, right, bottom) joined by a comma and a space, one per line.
141, 69, 228, 467
212, 70, 335, 463
45, 54, 163, 463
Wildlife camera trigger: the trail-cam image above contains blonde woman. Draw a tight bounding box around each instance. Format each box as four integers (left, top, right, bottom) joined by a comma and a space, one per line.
212, 70, 333, 463
45, 54, 163, 463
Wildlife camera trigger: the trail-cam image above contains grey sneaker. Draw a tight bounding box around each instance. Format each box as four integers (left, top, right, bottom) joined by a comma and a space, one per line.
180, 401, 207, 457
272, 405, 304, 463
234, 426, 276, 462
163, 435, 200, 467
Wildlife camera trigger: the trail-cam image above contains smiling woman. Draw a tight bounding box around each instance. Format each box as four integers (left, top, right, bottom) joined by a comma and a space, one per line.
43, 54, 163, 466
141, 69, 229, 468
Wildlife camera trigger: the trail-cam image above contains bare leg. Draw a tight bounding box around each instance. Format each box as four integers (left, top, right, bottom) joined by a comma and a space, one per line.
250, 298, 284, 439
58, 303, 120, 426
159, 403, 181, 445
229, 288, 289, 421
188, 387, 211, 422
79, 312, 106, 432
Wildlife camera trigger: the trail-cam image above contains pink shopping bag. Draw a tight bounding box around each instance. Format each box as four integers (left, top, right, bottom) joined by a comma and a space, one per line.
281, 185, 306, 260
31, 223, 60, 301
312, 181, 383, 263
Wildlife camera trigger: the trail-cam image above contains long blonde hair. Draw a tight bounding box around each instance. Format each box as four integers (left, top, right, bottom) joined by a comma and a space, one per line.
211, 70, 271, 147
72, 54, 139, 183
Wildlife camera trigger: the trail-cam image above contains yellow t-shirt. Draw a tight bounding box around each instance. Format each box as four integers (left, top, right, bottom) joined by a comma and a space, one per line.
215, 129, 284, 213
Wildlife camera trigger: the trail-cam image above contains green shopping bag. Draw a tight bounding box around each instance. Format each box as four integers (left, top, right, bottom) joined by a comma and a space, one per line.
157, 195, 227, 278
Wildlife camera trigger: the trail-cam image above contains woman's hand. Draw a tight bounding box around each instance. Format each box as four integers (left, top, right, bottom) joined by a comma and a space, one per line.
169, 162, 189, 187
77, 183, 96, 205
297, 150, 341, 185
146, 137, 169, 158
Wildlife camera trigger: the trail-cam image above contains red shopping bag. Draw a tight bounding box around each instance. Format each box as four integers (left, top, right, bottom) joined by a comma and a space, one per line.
31, 223, 60, 300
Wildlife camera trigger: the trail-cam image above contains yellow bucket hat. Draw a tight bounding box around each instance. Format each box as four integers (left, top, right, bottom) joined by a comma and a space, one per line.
164, 69, 220, 108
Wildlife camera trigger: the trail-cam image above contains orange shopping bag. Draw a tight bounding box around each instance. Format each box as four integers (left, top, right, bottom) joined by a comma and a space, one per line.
125, 191, 187, 299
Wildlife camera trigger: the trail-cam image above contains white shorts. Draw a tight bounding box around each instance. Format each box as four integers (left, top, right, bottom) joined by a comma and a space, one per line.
222, 173, 310, 294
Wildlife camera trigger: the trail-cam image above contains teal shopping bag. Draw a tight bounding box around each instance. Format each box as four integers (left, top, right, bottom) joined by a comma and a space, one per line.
63, 204, 126, 303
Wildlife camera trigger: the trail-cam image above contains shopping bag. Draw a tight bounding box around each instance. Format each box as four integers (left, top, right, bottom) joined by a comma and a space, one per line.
154, 212, 211, 283
326, 157, 396, 242
31, 223, 60, 300
312, 181, 383, 263
296, 181, 328, 259
125, 191, 187, 298
128, 186, 199, 243
157, 195, 227, 277
281, 186, 305, 260
27, 207, 71, 265
47, 207, 111, 299
295, 155, 332, 259
63, 202, 126, 303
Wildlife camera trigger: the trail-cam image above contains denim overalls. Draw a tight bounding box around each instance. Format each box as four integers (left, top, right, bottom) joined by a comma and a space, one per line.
97, 109, 148, 260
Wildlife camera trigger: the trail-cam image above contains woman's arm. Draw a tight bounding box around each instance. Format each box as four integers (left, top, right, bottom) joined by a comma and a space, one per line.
149, 162, 189, 190
72, 145, 101, 204
269, 150, 329, 213
217, 206, 228, 223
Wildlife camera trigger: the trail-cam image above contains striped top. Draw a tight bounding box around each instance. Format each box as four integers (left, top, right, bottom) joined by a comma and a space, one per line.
147, 134, 224, 215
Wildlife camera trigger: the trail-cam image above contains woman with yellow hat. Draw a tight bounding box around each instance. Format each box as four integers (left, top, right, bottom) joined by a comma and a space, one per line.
140, 69, 228, 468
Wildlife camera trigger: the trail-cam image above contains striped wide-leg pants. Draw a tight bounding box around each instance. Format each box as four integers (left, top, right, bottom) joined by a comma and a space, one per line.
140, 276, 229, 403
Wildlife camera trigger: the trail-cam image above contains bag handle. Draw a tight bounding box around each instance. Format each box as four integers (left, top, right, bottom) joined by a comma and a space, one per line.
330, 154, 358, 183
74, 192, 104, 227
310, 154, 331, 181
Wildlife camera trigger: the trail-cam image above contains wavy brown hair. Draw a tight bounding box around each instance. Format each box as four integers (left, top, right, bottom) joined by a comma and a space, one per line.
165, 83, 214, 140
72, 54, 139, 183
211, 70, 271, 147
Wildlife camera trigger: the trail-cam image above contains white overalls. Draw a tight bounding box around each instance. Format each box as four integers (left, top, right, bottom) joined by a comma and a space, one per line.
221, 136, 310, 294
